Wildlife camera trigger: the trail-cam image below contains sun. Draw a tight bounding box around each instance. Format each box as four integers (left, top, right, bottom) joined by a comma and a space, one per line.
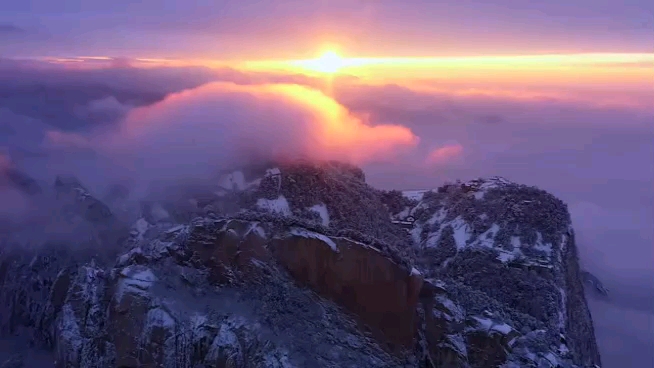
306, 50, 345, 73
286, 49, 351, 75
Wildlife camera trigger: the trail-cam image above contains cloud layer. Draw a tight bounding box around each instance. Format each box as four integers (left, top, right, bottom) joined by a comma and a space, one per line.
74, 82, 416, 197
0, 62, 651, 367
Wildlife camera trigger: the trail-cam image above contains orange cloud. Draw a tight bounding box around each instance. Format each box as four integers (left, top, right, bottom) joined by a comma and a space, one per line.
426, 143, 464, 165
95, 82, 418, 190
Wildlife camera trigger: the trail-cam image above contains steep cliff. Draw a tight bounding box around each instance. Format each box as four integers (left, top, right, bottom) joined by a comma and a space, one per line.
385, 178, 602, 366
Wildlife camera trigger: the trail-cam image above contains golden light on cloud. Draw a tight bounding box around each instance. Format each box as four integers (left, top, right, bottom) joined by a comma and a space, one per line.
242, 52, 654, 86
111, 82, 418, 167
260, 83, 418, 158
38, 51, 653, 107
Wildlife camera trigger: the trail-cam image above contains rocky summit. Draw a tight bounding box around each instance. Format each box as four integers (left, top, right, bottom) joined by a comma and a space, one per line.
0, 160, 602, 368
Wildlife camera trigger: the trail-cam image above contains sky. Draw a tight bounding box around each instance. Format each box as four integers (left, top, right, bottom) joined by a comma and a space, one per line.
0, 1, 653, 367
1, 0, 653, 59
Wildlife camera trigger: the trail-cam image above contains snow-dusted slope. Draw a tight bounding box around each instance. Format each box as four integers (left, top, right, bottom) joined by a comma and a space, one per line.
400, 177, 566, 267
389, 177, 601, 367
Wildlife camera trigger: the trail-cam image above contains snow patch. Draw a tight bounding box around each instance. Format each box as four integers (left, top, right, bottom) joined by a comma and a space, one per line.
533, 232, 553, 257
289, 227, 339, 252
544, 352, 560, 366
471, 316, 514, 335
510, 236, 522, 249
421, 214, 474, 250
132, 218, 150, 239
446, 334, 468, 356
558, 343, 570, 355
428, 208, 448, 225
165, 224, 187, 234
423, 231, 441, 249
257, 195, 292, 216
410, 223, 424, 246
491, 322, 513, 335
467, 176, 512, 200
206, 323, 242, 364
496, 250, 517, 263
117, 247, 144, 266
73, 187, 91, 201
472, 316, 493, 330
219, 170, 247, 191
115, 266, 157, 303
451, 217, 472, 249
150, 239, 174, 258
190, 314, 208, 331
435, 295, 464, 322
410, 267, 421, 276
309, 203, 330, 227
245, 222, 267, 238
471, 223, 500, 248
402, 190, 430, 201
266, 167, 281, 176
534, 242, 553, 256
150, 308, 176, 328
394, 207, 411, 220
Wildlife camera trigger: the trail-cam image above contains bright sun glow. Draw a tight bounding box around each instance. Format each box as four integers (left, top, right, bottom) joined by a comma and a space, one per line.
301, 50, 345, 73
240, 52, 654, 91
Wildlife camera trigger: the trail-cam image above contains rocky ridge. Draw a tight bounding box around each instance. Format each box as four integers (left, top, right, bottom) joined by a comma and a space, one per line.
0, 161, 602, 367
384, 177, 601, 367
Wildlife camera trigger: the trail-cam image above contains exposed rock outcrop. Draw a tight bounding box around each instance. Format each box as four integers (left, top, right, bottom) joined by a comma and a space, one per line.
272, 229, 422, 348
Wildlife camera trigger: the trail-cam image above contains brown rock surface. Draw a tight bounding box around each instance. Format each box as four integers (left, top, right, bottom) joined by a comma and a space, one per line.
271, 228, 422, 348
108, 265, 157, 368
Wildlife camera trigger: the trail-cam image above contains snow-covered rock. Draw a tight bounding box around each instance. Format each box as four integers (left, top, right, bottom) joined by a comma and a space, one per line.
389, 176, 601, 367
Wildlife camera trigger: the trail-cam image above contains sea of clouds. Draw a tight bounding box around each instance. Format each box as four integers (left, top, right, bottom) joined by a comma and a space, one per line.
0, 60, 651, 367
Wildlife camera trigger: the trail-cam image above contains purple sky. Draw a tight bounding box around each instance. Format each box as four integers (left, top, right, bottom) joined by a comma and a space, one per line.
1, 0, 653, 58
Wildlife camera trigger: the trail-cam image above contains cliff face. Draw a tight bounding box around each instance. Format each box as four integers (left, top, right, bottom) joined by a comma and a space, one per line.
386, 177, 601, 367
0, 162, 602, 367
562, 232, 603, 366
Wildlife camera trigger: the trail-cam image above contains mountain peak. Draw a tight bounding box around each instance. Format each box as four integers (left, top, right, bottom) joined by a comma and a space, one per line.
0, 161, 601, 367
